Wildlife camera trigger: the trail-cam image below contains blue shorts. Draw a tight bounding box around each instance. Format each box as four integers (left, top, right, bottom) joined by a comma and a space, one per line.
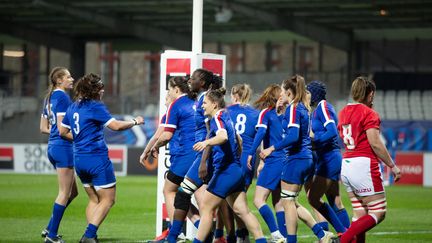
47, 145, 73, 169
240, 151, 255, 187
256, 157, 283, 191
281, 158, 313, 185
207, 163, 244, 199
185, 152, 205, 187
315, 149, 342, 181
170, 152, 195, 178
74, 155, 116, 190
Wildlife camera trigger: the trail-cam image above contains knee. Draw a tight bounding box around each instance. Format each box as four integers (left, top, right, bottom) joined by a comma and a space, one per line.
367, 198, 387, 223
253, 197, 263, 209
174, 190, 192, 211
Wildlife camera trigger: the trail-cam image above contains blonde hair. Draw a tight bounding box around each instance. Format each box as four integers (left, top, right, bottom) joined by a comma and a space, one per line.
282, 74, 311, 112
231, 83, 252, 105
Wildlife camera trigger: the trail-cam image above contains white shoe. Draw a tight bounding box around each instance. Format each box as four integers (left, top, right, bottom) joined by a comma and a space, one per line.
319, 231, 334, 243
177, 233, 187, 243
270, 233, 285, 243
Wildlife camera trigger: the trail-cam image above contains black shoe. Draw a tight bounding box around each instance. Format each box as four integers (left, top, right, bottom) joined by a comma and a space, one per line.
79, 235, 99, 243
45, 236, 65, 243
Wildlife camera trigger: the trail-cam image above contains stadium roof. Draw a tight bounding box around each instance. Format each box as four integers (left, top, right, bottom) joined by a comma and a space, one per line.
1, 0, 432, 53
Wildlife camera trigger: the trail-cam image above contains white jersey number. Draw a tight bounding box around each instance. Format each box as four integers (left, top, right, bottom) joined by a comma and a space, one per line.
342, 124, 355, 149
46, 104, 56, 125
73, 112, 80, 135
235, 114, 247, 135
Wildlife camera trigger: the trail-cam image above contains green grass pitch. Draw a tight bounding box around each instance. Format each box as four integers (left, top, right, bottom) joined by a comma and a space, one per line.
1, 174, 432, 242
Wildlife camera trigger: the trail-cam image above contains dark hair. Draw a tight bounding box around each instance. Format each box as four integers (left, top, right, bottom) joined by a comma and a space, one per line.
254, 84, 281, 110
195, 68, 223, 91
231, 83, 252, 105
168, 76, 196, 99
206, 87, 226, 109
74, 73, 104, 101
351, 76, 376, 104
44, 67, 69, 120
282, 74, 311, 112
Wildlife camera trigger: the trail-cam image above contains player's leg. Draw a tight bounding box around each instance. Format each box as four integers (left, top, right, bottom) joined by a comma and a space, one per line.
272, 187, 287, 238
226, 192, 266, 243
193, 191, 223, 242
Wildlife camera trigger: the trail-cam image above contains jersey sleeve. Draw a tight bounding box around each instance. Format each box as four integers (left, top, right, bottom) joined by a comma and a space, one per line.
363, 109, 380, 131
60, 108, 71, 129
93, 102, 115, 127
256, 108, 269, 129
56, 93, 71, 116
286, 104, 300, 128
164, 102, 179, 132
317, 100, 336, 127
159, 114, 167, 127
213, 112, 226, 134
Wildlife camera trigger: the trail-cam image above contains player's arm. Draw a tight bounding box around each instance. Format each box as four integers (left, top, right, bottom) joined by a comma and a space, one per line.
366, 128, 401, 181
194, 129, 228, 151
198, 145, 212, 180
151, 131, 174, 152
56, 115, 73, 140
261, 126, 299, 159
59, 123, 72, 141
39, 116, 50, 134
139, 125, 165, 164
107, 116, 144, 131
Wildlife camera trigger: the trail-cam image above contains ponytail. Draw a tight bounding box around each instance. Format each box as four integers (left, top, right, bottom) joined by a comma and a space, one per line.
282, 74, 311, 112
231, 83, 252, 105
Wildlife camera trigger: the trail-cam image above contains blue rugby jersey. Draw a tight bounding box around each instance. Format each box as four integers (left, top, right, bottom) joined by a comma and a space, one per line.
277, 102, 312, 159
61, 100, 113, 156
249, 107, 285, 159
226, 104, 259, 153
209, 109, 240, 171
311, 100, 340, 152
194, 92, 207, 142
164, 94, 195, 156
42, 89, 72, 147
160, 114, 180, 156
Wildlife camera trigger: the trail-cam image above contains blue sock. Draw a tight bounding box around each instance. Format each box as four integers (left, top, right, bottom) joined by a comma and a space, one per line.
318, 203, 346, 233
192, 239, 203, 243
255, 238, 267, 243
276, 211, 287, 237
167, 220, 183, 243
336, 208, 351, 228
84, 223, 98, 238
194, 220, 200, 229
47, 203, 66, 238
311, 224, 325, 239
318, 221, 329, 231
46, 217, 53, 231
214, 229, 224, 238
287, 235, 297, 243
258, 205, 278, 233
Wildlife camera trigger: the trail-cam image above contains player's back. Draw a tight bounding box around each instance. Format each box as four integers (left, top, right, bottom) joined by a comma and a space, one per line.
194, 92, 207, 142
338, 103, 380, 160
226, 104, 259, 152
65, 100, 111, 156
166, 95, 195, 153
283, 102, 312, 159
311, 100, 340, 152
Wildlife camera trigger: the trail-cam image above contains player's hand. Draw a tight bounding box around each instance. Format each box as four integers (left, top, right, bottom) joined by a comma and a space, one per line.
392, 165, 401, 182
247, 155, 253, 170
150, 146, 159, 158
259, 147, 273, 160
134, 116, 145, 125
139, 148, 151, 165
198, 163, 208, 180
193, 141, 208, 152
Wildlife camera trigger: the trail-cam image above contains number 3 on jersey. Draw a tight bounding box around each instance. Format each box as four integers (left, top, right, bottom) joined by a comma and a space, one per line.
235, 114, 247, 135
73, 112, 80, 135
342, 124, 355, 149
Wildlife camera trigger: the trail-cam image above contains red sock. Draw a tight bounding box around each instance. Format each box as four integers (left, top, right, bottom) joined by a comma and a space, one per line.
356, 232, 366, 243
341, 215, 376, 243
